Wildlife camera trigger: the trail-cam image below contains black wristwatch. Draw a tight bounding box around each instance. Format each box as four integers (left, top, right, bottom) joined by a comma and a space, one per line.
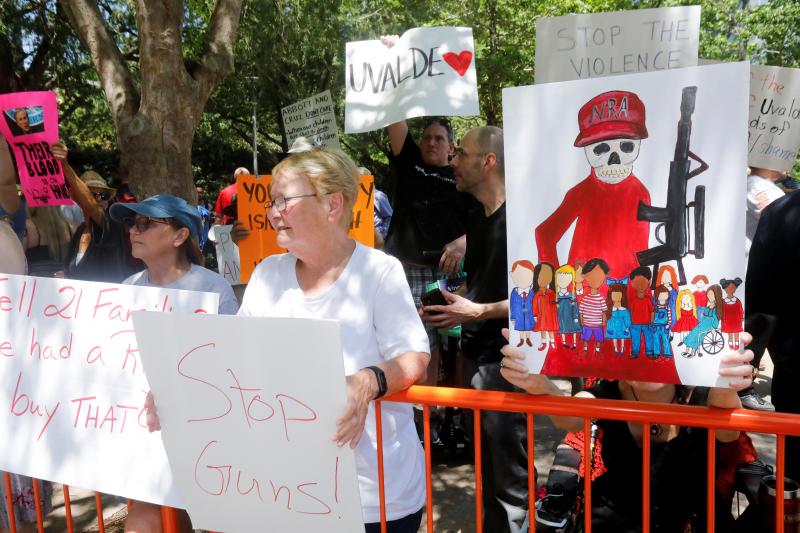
365, 366, 388, 400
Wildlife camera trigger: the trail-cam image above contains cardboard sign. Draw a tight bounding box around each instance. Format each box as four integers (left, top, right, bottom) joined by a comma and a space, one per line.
209, 224, 241, 285
281, 91, 341, 150
748, 64, 800, 173
237, 175, 375, 283
345, 27, 479, 133
503, 62, 749, 387
0, 274, 219, 507
535, 6, 700, 84
0, 91, 72, 206
133, 312, 363, 532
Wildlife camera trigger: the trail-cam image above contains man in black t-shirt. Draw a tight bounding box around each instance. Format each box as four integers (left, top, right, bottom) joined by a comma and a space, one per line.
422, 126, 528, 533
746, 190, 800, 481
385, 118, 472, 383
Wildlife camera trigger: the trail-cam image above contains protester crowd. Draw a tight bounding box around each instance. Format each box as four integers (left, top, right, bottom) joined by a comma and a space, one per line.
0, 48, 798, 533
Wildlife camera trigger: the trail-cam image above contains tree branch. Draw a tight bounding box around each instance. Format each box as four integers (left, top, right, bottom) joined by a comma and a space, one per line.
192, 0, 243, 94
58, 0, 138, 122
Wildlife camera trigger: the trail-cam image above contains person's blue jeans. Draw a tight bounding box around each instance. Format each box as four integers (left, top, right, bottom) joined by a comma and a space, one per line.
652, 325, 672, 357
364, 507, 424, 533
630, 323, 653, 357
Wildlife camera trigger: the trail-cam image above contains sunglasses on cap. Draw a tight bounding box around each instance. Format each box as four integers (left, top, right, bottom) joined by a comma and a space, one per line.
92, 191, 112, 201
122, 216, 173, 233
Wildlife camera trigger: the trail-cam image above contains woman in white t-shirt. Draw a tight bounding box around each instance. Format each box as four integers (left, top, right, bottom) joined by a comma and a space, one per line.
110, 193, 238, 533
210, 149, 430, 531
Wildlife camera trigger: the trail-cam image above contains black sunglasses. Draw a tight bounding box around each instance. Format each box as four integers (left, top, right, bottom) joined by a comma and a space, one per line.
123, 216, 172, 233
92, 191, 112, 201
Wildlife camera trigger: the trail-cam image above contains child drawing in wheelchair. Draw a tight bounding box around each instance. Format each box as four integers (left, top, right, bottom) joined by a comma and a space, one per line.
682, 284, 725, 358
500, 328, 758, 532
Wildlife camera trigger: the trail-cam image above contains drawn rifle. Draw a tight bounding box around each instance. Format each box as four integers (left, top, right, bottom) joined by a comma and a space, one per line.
636, 86, 709, 287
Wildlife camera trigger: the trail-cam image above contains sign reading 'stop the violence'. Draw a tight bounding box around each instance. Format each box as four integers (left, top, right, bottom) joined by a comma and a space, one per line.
535, 6, 700, 84
345, 27, 479, 133
281, 91, 340, 150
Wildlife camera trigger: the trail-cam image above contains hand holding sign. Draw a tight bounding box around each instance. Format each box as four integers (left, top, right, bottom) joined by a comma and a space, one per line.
345, 27, 479, 133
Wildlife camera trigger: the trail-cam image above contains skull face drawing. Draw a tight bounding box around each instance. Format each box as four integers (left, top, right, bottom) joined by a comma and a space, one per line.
584, 138, 642, 184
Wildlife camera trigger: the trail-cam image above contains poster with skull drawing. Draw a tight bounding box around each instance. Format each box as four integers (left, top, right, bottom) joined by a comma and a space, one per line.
502, 62, 749, 387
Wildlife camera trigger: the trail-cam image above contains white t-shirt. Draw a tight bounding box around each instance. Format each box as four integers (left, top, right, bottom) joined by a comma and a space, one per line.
238, 242, 429, 523
123, 263, 239, 315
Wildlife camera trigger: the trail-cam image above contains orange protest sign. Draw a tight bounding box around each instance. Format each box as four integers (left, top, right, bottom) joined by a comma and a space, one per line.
237, 174, 375, 283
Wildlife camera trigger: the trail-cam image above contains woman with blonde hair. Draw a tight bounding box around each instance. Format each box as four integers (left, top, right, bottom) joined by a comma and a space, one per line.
24, 205, 72, 276
147, 149, 430, 533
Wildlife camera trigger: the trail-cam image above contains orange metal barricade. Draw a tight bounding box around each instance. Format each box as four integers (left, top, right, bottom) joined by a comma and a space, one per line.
3, 384, 799, 532
375, 385, 800, 533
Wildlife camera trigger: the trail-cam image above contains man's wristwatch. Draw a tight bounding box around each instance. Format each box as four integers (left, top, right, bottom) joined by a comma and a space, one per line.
364, 366, 388, 400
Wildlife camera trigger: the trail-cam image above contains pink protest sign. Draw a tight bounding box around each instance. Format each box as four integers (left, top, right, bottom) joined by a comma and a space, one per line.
0, 91, 71, 207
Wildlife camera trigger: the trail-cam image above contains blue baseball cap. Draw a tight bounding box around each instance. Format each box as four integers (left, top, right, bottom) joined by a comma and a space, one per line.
110, 194, 202, 238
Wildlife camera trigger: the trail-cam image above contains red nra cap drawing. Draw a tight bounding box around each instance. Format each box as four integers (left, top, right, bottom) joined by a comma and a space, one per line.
574, 90, 648, 147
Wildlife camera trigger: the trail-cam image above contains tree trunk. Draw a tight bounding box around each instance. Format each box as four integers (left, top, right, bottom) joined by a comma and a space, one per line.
59, 0, 243, 203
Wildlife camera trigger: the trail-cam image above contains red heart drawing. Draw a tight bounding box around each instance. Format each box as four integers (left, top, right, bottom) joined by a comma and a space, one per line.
442, 50, 473, 77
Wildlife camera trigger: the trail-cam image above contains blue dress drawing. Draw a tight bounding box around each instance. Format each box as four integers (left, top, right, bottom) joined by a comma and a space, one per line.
557, 291, 581, 334
510, 287, 535, 331
605, 307, 632, 339
683, 306, 720, 352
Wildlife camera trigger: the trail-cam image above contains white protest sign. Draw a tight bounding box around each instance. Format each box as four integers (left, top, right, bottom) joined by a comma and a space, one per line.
209, 224, 240, 285
503, 62, 748, 387
345, 27, 479, 133
748, 64, 800, 173
133, 313, 363, 532
535, 6, 700, 84
281, 90, 341, 150
0, 274, 218, 507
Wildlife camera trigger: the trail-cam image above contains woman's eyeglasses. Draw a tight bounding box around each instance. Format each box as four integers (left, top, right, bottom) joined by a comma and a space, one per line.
123, 216, 172, 233
92, 191, 112, 201
264, 193, 321, 213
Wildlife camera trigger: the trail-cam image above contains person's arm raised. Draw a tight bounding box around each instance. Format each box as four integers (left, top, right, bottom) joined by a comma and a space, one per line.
51, 142, 104, 226
0, 138, 20, 215
380, 34, 409, 157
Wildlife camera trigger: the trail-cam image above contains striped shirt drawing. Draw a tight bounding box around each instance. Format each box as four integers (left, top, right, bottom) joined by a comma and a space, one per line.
579, 292, 607, 327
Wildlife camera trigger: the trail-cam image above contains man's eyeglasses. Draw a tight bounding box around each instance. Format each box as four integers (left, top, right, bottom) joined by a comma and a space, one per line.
264, 193, 320, 213
92, 191, 112, 201
123, 216, 172, 233
453, 147, 484, 159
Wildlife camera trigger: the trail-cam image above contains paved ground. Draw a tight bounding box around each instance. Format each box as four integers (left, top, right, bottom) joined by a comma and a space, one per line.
41, 357, 775, 532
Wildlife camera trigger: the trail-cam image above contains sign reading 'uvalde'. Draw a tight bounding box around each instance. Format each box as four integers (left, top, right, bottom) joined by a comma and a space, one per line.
281, 90, 341, 150
133, 313, 363, 532
535, 6, 700, 84
0, 274, 218, 507
748, 64, 800, 173
345, 27, 479, 133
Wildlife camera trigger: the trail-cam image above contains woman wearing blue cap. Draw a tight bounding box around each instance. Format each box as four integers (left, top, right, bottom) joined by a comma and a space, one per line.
109, 194, 238, 315
110, 194, 238, 531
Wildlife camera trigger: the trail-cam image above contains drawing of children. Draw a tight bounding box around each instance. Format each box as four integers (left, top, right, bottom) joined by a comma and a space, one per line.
720, 278, 744, 350
682, 284, 724, 358
577, 258, 609, 355
628, 266, 654, 358
652, 286, 673, 359
555, 264, 581, 349
532, 262, 559, 351
691, 274, 709, 317
655, 266, 679, 336
509, 260, 536, 347
605, 282, 631, 356
672, 289, 699, 345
